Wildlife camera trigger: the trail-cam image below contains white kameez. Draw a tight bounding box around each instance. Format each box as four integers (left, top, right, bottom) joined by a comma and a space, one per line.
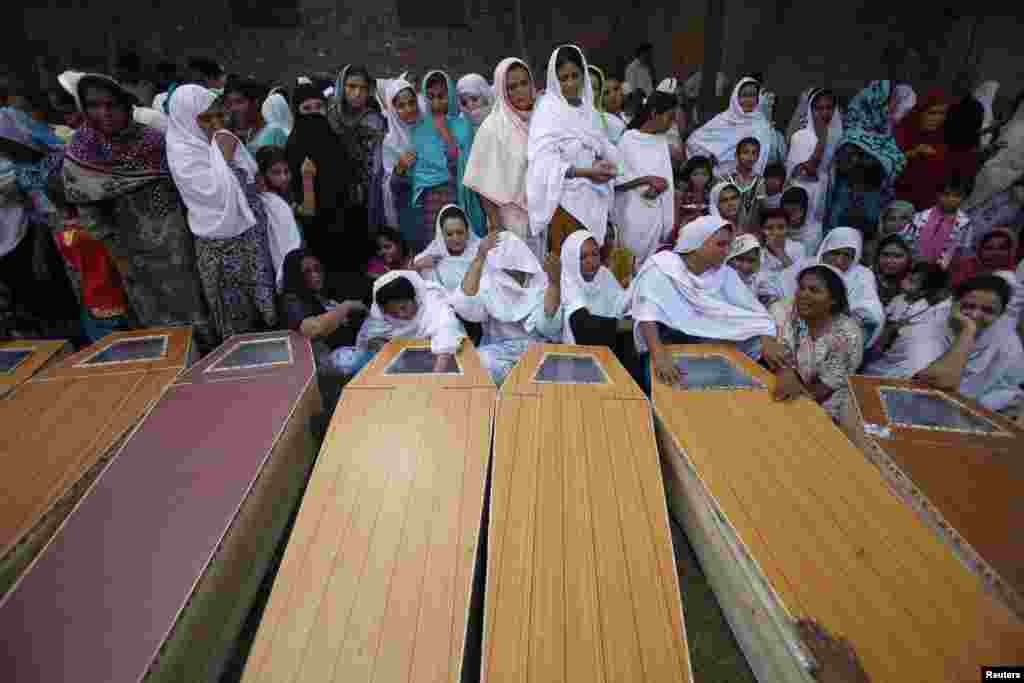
613, 129, 674, 265
786, 88, 843, 223
413, 203, 481, 293
359, 270, 466, 355
560, 230, 627, 343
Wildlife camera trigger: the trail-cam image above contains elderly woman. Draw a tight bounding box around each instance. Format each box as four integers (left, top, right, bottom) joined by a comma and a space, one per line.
329, 65, 387, 230
166, 85, 277, 342
527, 45, 621, 256
627, 214, 780, 389
452, 231, 563, 385
60, 72, 215, 347
463, 58, 538, 255
773, 263, 864, 421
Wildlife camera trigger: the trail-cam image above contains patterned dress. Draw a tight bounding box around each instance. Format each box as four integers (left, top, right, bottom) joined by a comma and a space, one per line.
781, 311, 864, 420
194, 164, 278, 341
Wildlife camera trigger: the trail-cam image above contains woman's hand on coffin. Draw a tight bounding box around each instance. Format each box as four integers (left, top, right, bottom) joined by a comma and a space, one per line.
760, 336, 787, 371
652, 349, 684, 388
773, 367, 804, 402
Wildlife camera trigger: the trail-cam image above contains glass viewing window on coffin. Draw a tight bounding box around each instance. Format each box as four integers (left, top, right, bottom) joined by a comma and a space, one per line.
384, 347, 462, 375
0, 348, 33, 375
673, 353, 765, 390
207, 338, 293, 372
879, 387, 1005, 435
532, 353, 609, 384
78, 335, 168, 366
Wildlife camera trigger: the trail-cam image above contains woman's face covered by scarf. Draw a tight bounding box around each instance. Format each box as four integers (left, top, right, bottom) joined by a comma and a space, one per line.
82, 83, 131, 137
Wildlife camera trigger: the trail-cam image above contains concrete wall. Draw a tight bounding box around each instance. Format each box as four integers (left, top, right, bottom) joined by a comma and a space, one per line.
9, 0, 1022, 118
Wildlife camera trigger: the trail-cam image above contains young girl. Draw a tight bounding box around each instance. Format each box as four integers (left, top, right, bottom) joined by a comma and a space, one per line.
726, 233, 782, 307
760, 161, 786, 209
614, 91, 677, 267
330, 65, 388, 231
900, 173, 973, 270
872, 234, 914, 306
718, 136, 764, 229
255, 145, 304, 290
675, 155, 713, 224
411, 204, 481, 293
780, 186, 823, 257
367, 226, 414, 279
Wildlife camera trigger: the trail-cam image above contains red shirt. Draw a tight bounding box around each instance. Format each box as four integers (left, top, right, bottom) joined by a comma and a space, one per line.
54, 208, 130, 318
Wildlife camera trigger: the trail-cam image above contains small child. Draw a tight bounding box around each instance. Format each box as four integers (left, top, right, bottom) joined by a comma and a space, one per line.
718, 136, 764, 230
900, 173, 973, 270
726, 233, 782, 308
759, 208, 806, 272
760, 161, 787, 209
367, 226, 414, 280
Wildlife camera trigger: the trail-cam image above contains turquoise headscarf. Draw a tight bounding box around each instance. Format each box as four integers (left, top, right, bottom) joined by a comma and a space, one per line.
411, 71, 485, 236
837, 80, 906, 181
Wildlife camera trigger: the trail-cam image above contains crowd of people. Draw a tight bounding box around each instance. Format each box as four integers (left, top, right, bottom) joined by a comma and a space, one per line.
2, 44, 1022, 420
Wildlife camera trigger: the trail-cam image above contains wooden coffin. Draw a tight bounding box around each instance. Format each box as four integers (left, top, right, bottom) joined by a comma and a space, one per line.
0, 326, 192, 596
652, 345, 1024, 683
0, 338, 70, 398
242, 339, 495, 683
0, 330, 321, 682
486, 344, 692, 683
842, 374, 1024, 620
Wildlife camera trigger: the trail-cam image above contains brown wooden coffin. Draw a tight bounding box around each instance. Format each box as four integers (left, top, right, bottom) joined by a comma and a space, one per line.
0, 338, 70, 398
842, 374, 1024, 621
653, 345, 1024, 683
0, 326, 192, 596
0, 330, 320, 682
242, 339, 494, 683
486, 344, 692, 683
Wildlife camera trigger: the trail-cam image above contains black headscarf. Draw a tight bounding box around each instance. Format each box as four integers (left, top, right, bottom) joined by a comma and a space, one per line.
944, 95, 984, 151
285, 85, 352, 212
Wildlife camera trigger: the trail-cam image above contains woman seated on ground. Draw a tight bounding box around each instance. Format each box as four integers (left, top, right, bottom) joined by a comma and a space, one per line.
560, 229, 628, 349
912, 275, 1023, 413
781, 227, 885, 348
412, 203, 481, 293
864, 261, 951, 377
279, 248, 371, 376
726, 233, 782, 308
628, 215, 781, 389
452, 231, 563, 385
773, 263, 864, 421
366, 225, 414, 279
357, 270, 466, 372
872, 233, 914, 306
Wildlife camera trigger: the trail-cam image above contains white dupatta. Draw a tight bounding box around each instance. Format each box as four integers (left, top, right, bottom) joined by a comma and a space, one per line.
526, 44, 619, 241
560, 229, 627, 343
786, 88, 843, 222
686, 77, 773, 176
415, 203, 481, 292
380, 77, 420, 226
627, 215, 776, 352
166, 85, 257, 239
261, 192, 303, 290
362, 270, 465, 355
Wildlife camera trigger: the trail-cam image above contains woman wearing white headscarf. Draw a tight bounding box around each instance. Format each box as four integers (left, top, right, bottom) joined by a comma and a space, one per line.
261, 92, 293, 136
974, 81, 1000, 147
780, 226, 884, 347
411, 203, 481, 293
628, 214, 780, 387
686, 77, 772, 177
527, 44, 621, 255
456, 73, 494, 129
380, 77, 422, 232
357, 269, 466, 371
758, 90, 788, 165
463, 58, 538, 255
560, 229, 628, 346
726, 233, 783, 306
786, 88, 843, 224
452, 231, 563, 384
166, 84, 278, 340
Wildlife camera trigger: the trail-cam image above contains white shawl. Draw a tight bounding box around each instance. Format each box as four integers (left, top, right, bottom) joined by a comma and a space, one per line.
686, 77, 773, 176
381, 77, 420, 227
560, 229, 627, 343
463, 58, 534, 229
261, 93, 293, 136
786, 88, 843, 222
627, 215, 776, 352
478, 231, 549, 323
261, 192, 303, 291
974, 81, 1000, 147
415, 203, 481, 292
526, 44, 619, 241
781, 227, 885, 346
166, 84, 257, 239
362, 270, 465, 355
966, 96, 1024, 210
613, 128, 675, 263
